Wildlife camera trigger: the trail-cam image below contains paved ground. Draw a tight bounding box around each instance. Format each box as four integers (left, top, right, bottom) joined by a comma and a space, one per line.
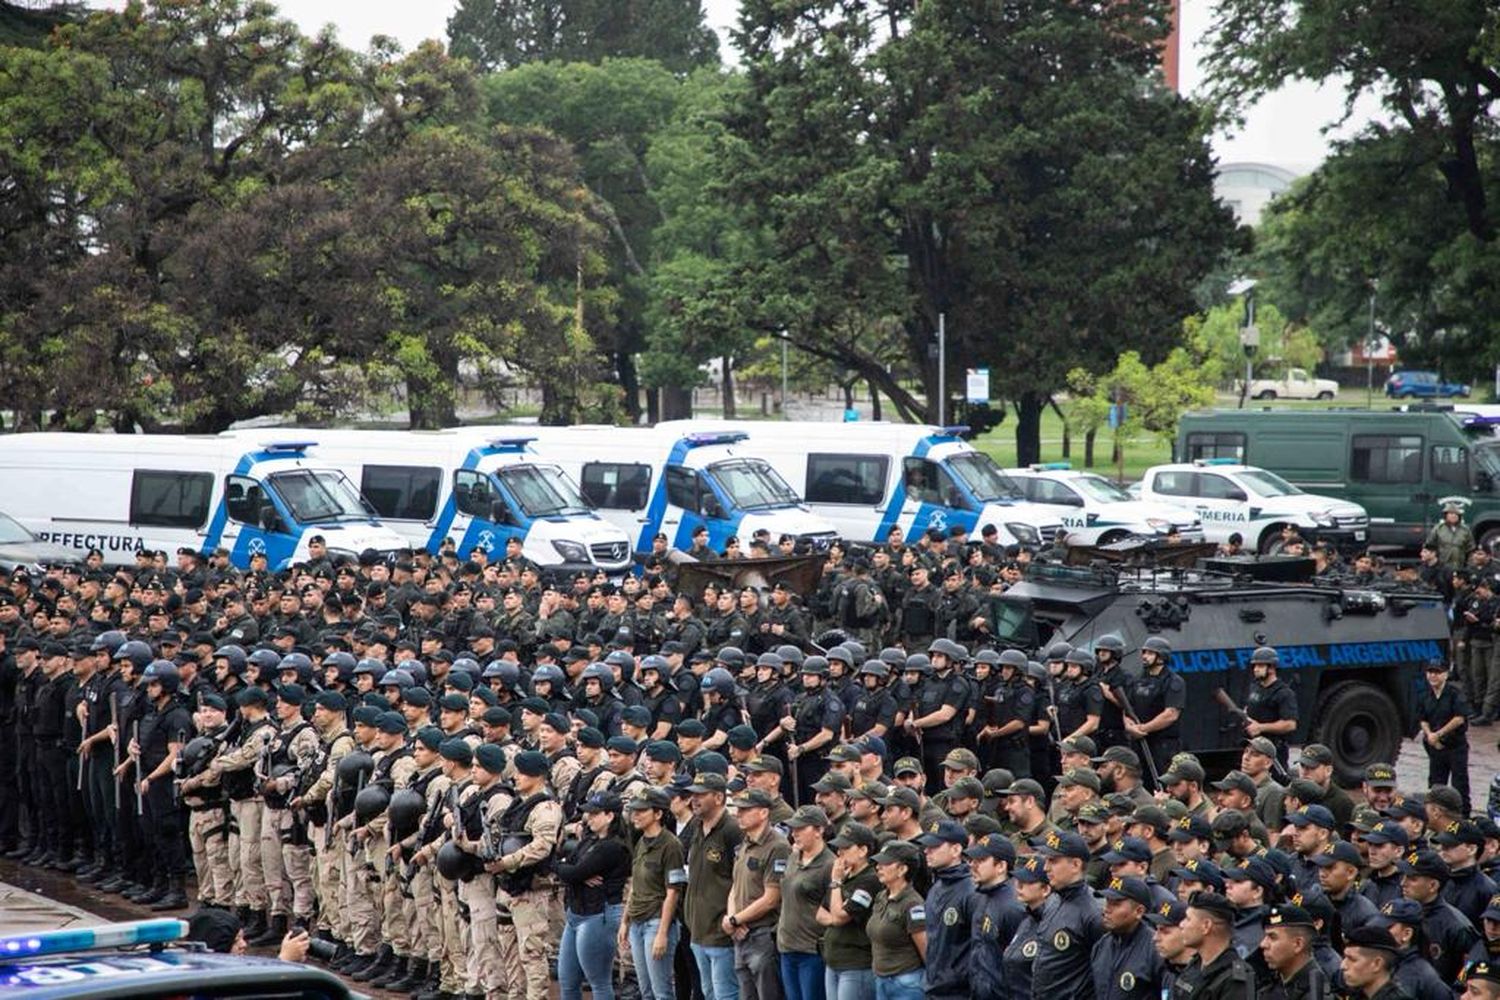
1396, 725, 1499, 811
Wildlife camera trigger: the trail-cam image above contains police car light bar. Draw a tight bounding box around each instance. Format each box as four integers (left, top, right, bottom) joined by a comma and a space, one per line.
1030, 462, 1072, 471
683, 432, 749, 446
937, 426, 970, 436
486, 436, 538, 450
1193, 458, 1239, 466
0, 919, 187, 961
258, 441, 317, 453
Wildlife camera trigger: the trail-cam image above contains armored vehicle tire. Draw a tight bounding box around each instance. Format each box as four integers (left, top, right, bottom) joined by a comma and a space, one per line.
1311, 681, 1403, 787
1478, 524, 1500, 553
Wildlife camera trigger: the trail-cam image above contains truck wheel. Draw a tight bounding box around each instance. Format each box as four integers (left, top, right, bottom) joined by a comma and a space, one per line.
1316, 391, 1334, 400
1480, 525, 1500, 553
1256, 390, 1276, 400
1311, 681, 1403, 787
1099, 530, 1130, 545
1256, 525, 1288, 554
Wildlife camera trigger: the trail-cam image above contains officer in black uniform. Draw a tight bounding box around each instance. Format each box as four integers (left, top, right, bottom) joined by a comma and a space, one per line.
1244, 646, 1299, 769
983, 650, 1034, 779
1030, 830, 1103, 996
1053, 648, 1102, 744
1171, 890, 1255, 1000
1127, 637, 1186, 774
102, 642, 151, 897
30, 641, 71, 868
1093, 633, 1129, 752
1414, 658, 1472, 813
780, 656, 845, 805
636, 655, 682, 740
1092, 875, 1164, 1000
847, 660, 897, 741
1402, 848, 1479, 983
697, 667, 743, 753
909, 638, 970, 783
744, 653, 793, 759
79, 630, 126, 882
132, 660, 193, 909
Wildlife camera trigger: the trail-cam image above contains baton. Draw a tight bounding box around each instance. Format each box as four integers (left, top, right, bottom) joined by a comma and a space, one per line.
1111, 686, 1160, 787
110, 692, 121, 810
133, 721, 144, 812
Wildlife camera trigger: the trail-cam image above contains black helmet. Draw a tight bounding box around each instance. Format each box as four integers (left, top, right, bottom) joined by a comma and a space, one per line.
929, 638, 967, 661
904, 653, 932, 675
90, 630, 127, 656
1095, 633, 1126, 655
997, 649, 1028, 670
879, 647, 907, 667
1064, 648, 1096, 670
213, 644, 248, 675
703, 667, 737, 697
858, 659, 890, 679
247, 648, 282, 674
716, 646, 746, 668
581, 663, 614, 691
972, 649, 1001, 668
638, 654, 670, 677
826, 645, 854, 666
333, 751, 374, 817
1141, 636, 1173, 657
387, 788, 426, 842
437, 840, 483, 882
604, 649, 635, 670
113, 640, 154, 670
1250, 646, 1279, 666
1027, 661, 1048, 682
354, 657, 385, 678
142, 660, 181, 694
800, 656, 829, 676
755, 652, 782, 670
379, 669, 415, 689
775, 645, 805, 666
844, 640, 867, 662
354, 783, 391, 824
323, 651, 357, 684
1044, 641, 1074, 662
531, 664, 565, 688
175, 735, 218, 778
279, 652, 314, 686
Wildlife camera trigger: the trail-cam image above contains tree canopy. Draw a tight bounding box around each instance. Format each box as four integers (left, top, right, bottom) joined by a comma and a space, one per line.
448, 0, 718, 74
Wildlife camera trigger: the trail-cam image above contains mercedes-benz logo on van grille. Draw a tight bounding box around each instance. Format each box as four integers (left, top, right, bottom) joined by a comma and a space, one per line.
610, 542, 627, 560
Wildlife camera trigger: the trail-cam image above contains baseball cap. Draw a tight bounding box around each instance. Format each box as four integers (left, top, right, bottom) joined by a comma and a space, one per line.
786, 805, 831, 829
1030, 830, 1089, 860
1171, 858, 1225, 893
1223, 857, 1278, 894
892, 757, 923, 777
1100, 837, 1151, 865
1057, 767, 1101, 792
1100, 876, 1152, 907
812, 772, 854, 794
999, 778, 1045, 800
1011, 855, 1047, 883
1311, 841, 1364, 868
1287, 805, 1337, 830
870, 840, 922, 866
1363, 820, 1410, 847
941, 748, 980, 771
1210, 771, 1256, 797
1160, 758, 1205, 784
826, 744, 862, 764
732, 788, 775, 810
1363, 762, 1397, 787
1377, 899, 1423, 927
1057, 736, 1097, 757
1298, 744, 1334, 767
686, 773, 728, 794
1242, 736, 1277, 758
914, 819, 968, 847
829, 822, 879, 851
1145, 898, 1188, 928
1433, 820, 1486, 848
963, 833, 1016, 863
879, 787, 922, 812
1396, 849, 1449, 880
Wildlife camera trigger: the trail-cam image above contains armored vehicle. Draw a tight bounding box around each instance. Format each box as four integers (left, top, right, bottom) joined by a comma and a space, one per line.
990, 543, 1449, 784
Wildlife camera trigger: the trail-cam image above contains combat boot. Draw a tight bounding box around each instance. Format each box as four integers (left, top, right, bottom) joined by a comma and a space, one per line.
390, 957, 427, 992
248, 913, 286, 947
130, 876, 168, 905
371, 956, 409, 989
341, 949, 381, 979
351, 944, 394, 983
242, 908, 268, 941
150, 875, 189, 911
411, 961, 442, 1000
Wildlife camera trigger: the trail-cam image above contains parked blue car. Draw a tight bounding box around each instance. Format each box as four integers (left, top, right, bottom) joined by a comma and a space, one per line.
1384, 369, 1470, 398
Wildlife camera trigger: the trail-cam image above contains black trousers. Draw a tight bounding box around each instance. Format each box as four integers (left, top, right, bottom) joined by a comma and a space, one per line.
1427, 741, 1471, 814
85, 751, 117, 862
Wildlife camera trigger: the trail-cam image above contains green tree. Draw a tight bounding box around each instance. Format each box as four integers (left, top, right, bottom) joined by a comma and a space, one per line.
725, 0, 1239, 459
1193, 300, 1323, 388
448, 0, 718, 74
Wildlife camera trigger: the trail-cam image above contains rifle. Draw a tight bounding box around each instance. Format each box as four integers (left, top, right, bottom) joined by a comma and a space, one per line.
1213, 688, 1292, 784
1043, 673, 1065, 744
110, 692, 120, 810
1110, 686, 1160, 787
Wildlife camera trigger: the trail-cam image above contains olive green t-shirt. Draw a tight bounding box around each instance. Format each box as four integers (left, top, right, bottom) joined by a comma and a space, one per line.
866, 884, 925, 976
627, 830, 686, 922
729, 826, 791, 929
821, 864, 882, 970
684, 811, 742, 946
776, 845, 834, 954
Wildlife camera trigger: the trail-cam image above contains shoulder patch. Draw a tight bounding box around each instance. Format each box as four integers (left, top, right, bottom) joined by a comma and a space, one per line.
908, 904, 925, 924
849, 888, 872, 908
772, 858, 787, 874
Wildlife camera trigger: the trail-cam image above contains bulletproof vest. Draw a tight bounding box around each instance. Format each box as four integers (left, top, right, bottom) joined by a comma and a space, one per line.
268, 721, 312, 770
564, 763, 608, 821
792, 689, 828, 742
459, 781, 509, 841
837, 579, 875, 629
409, 765, 443, 844
901, 589, 936, 636
371, 745, 413, 791
220, 722, 268, 803
497, 791, 555, 894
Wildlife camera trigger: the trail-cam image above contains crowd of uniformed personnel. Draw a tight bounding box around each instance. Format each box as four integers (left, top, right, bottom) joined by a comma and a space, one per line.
0, 521, 1492, 1000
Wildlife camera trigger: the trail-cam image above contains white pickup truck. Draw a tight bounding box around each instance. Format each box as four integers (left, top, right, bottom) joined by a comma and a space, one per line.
1244, 368, 1338, 400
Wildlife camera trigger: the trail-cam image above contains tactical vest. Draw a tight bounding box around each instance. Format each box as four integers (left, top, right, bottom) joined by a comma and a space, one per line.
371, 745, 413, 792
410, 766, 444, 845
497, 791, 555, 895
564, 763, 608, 822
223, 718, 272, 801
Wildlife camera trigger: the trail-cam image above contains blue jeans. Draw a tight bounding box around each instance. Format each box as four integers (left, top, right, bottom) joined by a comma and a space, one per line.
692, 941, 740, 1000
825, 966, 874, 1000
560, 904, 621, 1000
780, 951, 826, 1000
873, 969, 924, 1000
628, 916, 680, 1000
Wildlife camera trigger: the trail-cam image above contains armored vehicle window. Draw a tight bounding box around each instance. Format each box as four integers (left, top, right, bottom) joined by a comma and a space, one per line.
362, 464, 441, 521
1151, 470, 1195, 497
806, 453, 888, 505
1351, 434, 1423, 484
130, 470, 214, 529
1184, 432, 1245, 462
580, 462, 652, 510
1431, 445, 1469, 488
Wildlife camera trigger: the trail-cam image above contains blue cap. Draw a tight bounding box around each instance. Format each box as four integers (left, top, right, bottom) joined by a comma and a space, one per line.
914, 819, 968, 847
859, 735, 887, 759
1012, 855, 1047, 882
1100, 836, 1152, 865
1312, 841, 1364, 868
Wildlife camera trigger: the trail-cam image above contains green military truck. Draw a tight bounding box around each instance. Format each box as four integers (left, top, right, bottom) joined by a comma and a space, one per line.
1177, 406, 1500, 550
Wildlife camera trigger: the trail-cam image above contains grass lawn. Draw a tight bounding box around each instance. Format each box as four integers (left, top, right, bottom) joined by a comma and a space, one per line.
974, 388, 1390, 484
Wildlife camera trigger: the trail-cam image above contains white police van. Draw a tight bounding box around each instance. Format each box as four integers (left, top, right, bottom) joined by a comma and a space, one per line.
655, 419, 1065, 548
0, 433, 407, 570
223, 428, 634, 575
1004, 462, 1204, 544
521, 425, 839, 554
1137, 459, 1370, 552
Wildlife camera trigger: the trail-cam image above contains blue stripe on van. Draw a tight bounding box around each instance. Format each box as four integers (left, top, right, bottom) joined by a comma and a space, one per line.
201, 450, 284, 557
636, 437, 696, 553
425, 446, 495, 553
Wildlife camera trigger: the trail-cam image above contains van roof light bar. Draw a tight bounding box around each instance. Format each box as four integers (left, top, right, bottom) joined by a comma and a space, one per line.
682, 432, 749, 447
486, 436, 538, 450
259, 441, 316, 453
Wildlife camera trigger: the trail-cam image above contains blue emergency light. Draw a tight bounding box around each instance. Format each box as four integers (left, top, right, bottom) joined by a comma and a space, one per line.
936, 426, 971, 436
1031, 462, 1072, 471
258, 441, 317, 453
486, 436, 538, 451
1194, 458, 1239, 466
1462, 416, 1500, 428
683, 432, 749, 447
0, 919, 186, 961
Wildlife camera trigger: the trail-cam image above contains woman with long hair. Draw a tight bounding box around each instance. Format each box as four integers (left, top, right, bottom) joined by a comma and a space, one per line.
556, 791, 632, 1000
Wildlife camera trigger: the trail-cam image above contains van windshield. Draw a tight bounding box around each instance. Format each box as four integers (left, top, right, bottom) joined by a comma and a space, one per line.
707, 459, 802, 510
946, 452, 1023, 502
1235, 469, 1302, 497
497, 465, 591, 517
268, 470, 372, 523
0, 513, 33, 544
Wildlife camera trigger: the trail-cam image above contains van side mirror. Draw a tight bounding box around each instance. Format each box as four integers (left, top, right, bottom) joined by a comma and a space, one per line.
702, 496, 726, 520
258, 504, 284, 534
490, 501, 515, 526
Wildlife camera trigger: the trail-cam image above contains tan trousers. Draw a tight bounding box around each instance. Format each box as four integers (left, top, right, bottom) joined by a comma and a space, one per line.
231, 798, 265, 908
188, 806, 234, 905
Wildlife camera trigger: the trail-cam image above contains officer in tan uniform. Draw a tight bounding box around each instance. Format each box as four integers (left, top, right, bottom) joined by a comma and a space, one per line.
490, 748, 564, 1000
394, 726, 452, 998
209, 686, 276, 940
421, 737, 476, 999
455, 741, 514, 997
337, 705, 384, 972
176, 693, 234, 908
256, 683, 319, 942
539, 712, 582, 795
293, 690, 355, 955
353, 710, 419, 987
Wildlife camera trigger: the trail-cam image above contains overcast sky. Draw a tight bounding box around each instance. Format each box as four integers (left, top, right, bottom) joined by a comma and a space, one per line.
110, 0, 1379, 175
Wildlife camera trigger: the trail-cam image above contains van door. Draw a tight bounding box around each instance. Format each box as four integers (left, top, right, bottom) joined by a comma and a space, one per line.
894, 457, 973, 536
1348, 432, 1427, 546
216, 473, 297, 566
452, 469, 525, 556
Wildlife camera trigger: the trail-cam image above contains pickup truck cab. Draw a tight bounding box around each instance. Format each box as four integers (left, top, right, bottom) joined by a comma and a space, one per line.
1245, 368, 1338, 401
1005, 463, 1203, 545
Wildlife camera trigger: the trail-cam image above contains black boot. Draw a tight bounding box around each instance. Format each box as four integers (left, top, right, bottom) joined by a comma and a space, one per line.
150, 875, 189, 911
351, 944, 394, 983
3, 840, 32, 859
372, 956, 409, 989
390, 957, 427, 992
412, 961, 442, 1000
242, 909, 268, 941
341, 951, 379, 978
247, 913, 286, 948
130, 877, 168, 906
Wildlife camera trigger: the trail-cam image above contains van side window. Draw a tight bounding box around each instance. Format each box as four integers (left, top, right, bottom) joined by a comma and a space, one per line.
362, 465, 441, 521
131, 470, 214, 529
806, 453, 888, 505
1351, 434, 1424, 484
453, 470, 498, 519
224, 475, 264, 526
1183, 432, 1246, 462
665, 467, 701, 512
1431, 445, 1469, 488
580, 462, 651, 510
901, 458, 971, 511
1152, 471, 1193, 497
